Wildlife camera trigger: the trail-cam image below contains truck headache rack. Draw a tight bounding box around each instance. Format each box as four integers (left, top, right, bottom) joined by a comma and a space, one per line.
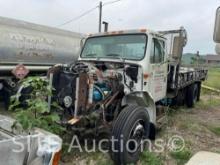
158, 27, 207, 95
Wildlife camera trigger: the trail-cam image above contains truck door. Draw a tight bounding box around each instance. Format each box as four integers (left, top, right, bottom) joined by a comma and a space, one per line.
149, 38, 167, 101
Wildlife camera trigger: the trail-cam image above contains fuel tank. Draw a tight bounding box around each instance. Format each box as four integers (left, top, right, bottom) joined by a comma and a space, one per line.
0, 16, 83, 68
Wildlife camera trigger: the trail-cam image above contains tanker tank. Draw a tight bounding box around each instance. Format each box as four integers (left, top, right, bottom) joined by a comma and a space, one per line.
0, 16, 84, 109
0, 16, 83, 71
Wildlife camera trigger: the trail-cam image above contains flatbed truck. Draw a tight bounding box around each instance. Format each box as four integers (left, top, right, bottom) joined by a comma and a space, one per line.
43, 27, 207, 164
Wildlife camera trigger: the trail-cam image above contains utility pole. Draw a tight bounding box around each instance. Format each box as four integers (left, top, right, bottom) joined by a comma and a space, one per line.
98, 1, 102, 32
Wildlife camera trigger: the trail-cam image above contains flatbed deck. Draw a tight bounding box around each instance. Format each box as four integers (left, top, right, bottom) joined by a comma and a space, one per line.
177, 67, 208, 89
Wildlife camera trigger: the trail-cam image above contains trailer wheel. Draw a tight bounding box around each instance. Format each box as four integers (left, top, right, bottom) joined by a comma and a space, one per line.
186, 83, 198, 108
111, 105, 149, 165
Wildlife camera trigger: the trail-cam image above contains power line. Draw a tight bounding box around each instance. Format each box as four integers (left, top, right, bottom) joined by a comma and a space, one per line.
57, 6, 98, 27
57, 0, 122, 27
103, 0, 122, 6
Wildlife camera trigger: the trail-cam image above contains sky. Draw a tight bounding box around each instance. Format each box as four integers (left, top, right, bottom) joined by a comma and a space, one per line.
0, 0, 218, 55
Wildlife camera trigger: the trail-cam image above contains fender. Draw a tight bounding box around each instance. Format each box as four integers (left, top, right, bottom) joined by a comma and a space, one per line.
121, 91, 156, 125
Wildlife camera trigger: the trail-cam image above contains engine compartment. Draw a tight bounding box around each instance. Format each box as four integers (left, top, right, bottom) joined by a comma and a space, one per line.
48, 61, 141, 135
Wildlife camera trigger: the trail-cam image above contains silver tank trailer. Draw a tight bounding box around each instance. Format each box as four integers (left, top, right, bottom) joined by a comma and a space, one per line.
0, 16, 84, 109
0, 16, 83, 71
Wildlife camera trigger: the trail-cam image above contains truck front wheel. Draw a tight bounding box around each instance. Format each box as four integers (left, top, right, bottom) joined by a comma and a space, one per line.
111, 105, 149, 165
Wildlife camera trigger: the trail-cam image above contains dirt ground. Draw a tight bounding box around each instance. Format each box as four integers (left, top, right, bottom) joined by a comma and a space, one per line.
157, 93, 220, 165
60, 93, 220, 165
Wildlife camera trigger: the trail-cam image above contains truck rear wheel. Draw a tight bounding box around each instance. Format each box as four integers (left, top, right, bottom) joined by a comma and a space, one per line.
186, 83, 198, 108
196, 82, 201, 101
111, 105, 149, 165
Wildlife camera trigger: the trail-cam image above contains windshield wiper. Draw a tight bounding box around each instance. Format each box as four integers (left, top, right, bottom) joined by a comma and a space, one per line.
106, 53, 120, 57
85, 53, 97, 57
104, 53, 125, 63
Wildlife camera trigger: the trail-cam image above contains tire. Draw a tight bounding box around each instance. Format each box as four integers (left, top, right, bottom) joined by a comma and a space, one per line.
173, 89, 186, 106
111, 105, 149, 165
197, 82, 201, 101
186, 83, 198, 108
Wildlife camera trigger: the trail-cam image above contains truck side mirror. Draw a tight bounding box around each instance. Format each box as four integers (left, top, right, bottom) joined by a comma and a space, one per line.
172, 36, 185, 59
80, 38, 85, 49
213, 7, 220, 43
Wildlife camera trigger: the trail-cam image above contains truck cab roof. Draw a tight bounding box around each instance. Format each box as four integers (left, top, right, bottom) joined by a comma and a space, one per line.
87, 28, 164, 39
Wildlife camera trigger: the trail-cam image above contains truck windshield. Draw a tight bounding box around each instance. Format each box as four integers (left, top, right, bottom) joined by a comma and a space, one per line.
81, 34, 147, 60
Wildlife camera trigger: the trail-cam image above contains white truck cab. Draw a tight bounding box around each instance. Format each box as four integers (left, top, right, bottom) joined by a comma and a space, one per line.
78, 29, 171, 102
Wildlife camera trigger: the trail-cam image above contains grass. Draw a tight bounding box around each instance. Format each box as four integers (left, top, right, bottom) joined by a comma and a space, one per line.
194, 87, 220, 109
140, 151, 163, 165
204, 67, 220, 89
174, 117, 201, 132
85, 152, 112, 165
195, 96, 220, 109
208, 125, 220, 136
170, 148, 192, 165
62, 149, 112, 165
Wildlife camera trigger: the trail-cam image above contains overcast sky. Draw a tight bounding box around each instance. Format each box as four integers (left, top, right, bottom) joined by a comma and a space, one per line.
0, 0, 219, 54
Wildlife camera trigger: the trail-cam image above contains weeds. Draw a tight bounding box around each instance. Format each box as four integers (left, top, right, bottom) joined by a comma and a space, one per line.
170, 147, 192, 165
208, 126, 220, 136
203, 68, 220, 90
9, 77, 64, 135
195, 91, 220, 109
140, 151, 163, 165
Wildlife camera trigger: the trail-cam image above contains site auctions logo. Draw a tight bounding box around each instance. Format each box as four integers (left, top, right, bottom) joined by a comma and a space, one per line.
67, 135, 185, 154
10, 134, 185, 154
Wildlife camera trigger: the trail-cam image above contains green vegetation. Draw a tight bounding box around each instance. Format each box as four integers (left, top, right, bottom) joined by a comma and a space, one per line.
170, 147, 192, 165
86, 152, 113, 165
208, 125, 220, 136
173, 116, 201, 132
62, 150, 112, 165
140, 151, 163, 165
182, 53, 206, 65
195, 94, 220, 109
9, 77, 64, 134
182, 53, 196, 64
204, 67, 220, 89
